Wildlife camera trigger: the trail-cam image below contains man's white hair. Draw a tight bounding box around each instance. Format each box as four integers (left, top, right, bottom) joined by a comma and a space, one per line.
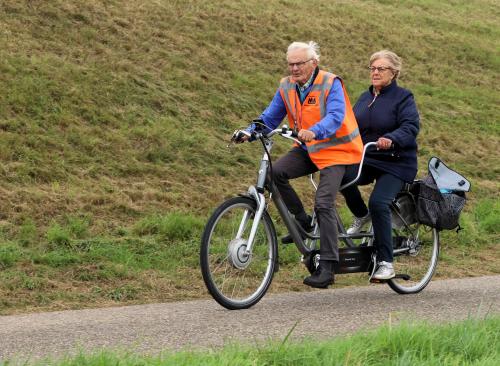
287, 41, 320, 62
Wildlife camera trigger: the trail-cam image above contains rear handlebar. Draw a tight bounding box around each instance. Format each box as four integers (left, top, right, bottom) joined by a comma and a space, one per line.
339, 142, 377, 190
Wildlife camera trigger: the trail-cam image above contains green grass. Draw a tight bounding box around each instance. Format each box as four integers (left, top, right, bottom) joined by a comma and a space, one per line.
11, 316, 500, 366
0, 0, 499, 313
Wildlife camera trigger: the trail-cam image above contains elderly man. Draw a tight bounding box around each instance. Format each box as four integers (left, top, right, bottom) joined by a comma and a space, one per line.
241, 41, 362, 288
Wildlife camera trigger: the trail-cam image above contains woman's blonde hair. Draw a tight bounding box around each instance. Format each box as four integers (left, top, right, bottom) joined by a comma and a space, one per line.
370, 50, 402, 79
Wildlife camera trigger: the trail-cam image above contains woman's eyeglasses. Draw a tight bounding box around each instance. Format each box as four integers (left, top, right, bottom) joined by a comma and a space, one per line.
368, 66, 392, 73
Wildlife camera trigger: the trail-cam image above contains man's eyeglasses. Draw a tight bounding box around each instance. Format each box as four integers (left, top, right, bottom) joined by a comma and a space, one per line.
288, 59, 313, 68
368, 66, 392, 73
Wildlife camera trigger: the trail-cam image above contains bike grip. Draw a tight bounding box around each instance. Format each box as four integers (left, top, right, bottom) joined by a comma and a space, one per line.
231, 130, 249, 143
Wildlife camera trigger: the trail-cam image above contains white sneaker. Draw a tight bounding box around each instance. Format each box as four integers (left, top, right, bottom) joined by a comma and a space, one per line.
347, 213, 371, 234
373, 261, 395, 280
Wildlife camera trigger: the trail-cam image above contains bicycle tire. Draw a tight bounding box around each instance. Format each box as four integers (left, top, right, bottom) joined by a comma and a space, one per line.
387, 223, 439, 294
200, 196, 277, 310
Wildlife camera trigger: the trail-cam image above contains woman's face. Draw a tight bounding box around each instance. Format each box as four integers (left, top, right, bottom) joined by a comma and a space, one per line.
370, 57, 396, 91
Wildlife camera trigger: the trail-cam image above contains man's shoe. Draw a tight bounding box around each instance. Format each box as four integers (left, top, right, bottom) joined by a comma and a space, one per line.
346, 213, 371, 234
372, 261, 395, 280
303, 268, 334, 289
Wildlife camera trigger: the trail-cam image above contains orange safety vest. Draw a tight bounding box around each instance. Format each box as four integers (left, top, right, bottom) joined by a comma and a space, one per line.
279, 70, 363, 169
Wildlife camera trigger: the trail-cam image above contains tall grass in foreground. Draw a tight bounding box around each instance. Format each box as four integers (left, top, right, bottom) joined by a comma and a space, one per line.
23, 316, 500, 366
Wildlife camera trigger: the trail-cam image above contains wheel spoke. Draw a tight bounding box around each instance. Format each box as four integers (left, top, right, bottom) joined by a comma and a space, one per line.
210, 253, 230, 274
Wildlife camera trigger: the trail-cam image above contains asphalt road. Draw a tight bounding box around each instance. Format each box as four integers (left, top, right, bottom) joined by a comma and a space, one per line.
1, 275, 499, 362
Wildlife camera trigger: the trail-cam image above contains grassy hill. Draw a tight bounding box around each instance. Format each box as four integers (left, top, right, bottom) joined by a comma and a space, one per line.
0, 0, 499, 313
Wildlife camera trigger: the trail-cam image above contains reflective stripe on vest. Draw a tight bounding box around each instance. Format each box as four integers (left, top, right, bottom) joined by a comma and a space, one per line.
307, 127, 360, 153
280, 78, 295, 121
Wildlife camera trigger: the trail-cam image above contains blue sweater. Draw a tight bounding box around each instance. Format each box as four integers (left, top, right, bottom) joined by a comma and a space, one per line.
354, 80, 420, 182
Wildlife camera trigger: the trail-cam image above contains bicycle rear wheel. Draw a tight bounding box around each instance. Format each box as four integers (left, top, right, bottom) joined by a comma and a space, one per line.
388, 222, 439, 294
200, 196, 277, 310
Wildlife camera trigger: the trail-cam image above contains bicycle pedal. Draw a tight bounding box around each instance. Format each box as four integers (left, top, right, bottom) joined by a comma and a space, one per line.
394, 273, 411, 280
369, 278, 387, 284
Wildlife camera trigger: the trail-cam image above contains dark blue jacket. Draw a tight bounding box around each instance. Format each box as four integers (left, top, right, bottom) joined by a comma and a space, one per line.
353, 80, 420, 182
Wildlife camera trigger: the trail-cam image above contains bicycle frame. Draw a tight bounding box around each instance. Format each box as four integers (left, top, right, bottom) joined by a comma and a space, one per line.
242, 134, 310, 255
241, 129, 378, 257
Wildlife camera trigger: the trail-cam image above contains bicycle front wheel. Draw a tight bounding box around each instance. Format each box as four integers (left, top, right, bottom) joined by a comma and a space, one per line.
200, 196, 277, 310
388, 223, 439, 294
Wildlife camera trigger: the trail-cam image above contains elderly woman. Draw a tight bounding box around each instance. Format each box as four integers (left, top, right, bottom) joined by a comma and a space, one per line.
341, 50, 420, 280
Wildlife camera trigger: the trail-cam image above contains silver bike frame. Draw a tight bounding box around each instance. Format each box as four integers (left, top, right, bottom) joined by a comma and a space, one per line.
243, 128, 308, 255
242, 132, 378, 257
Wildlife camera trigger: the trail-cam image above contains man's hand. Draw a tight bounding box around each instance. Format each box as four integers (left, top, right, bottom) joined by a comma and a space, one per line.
231, 130, 251, 143
298, 129, 315, 143
376, 137, 393, 150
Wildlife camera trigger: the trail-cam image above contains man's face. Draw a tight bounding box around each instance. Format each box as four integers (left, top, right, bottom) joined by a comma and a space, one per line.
287, 48, 317, 85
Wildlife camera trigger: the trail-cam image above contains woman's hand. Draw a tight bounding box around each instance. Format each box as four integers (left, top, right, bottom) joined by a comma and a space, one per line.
376, 137, 393, 150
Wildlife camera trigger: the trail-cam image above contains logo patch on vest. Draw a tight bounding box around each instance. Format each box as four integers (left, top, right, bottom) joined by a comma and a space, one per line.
305, 96, 317, 105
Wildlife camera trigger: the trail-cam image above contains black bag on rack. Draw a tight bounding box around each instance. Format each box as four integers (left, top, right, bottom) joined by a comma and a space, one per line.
416, 157, 470, 231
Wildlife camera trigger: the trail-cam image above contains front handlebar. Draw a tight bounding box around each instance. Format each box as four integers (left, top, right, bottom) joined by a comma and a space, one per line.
232, 125, 379, 190
264, 126, 302, 145
231, 125, 303, 145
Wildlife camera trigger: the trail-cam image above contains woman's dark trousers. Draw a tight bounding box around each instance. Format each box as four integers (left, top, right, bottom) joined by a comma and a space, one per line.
341, 165, 404, 263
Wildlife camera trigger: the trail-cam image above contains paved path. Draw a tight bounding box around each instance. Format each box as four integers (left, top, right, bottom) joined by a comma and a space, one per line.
1, 275, 499, 362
